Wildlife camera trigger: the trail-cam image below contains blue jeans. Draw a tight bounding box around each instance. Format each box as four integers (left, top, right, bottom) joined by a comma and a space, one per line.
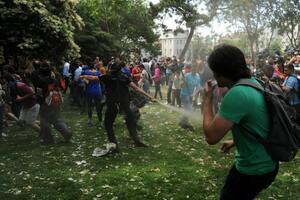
143, 80, 150, 93
180, 95, 192, 126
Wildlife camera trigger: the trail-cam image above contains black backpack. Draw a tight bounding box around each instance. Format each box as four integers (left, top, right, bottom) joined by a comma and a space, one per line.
235, 79, 300, 162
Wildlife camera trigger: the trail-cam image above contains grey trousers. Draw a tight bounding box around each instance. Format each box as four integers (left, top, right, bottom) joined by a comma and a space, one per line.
40, 104, 71, 144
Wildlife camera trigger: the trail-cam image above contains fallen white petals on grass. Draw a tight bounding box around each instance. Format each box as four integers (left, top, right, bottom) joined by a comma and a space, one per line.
79, 169, 89, 175
67, 177, 77, 182
101, 184, 112, 189
75, 160, 87, 165
150, 168, 161, 172
8, 188, 22, 195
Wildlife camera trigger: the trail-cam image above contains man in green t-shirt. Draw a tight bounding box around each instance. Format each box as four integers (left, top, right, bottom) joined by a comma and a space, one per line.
202, 44, 278, 200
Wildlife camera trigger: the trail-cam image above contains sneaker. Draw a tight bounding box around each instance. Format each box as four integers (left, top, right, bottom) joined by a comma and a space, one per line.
134, 141, 148, 147
92, 143, 118, 157
64, 134, 72, 143
180, 124, 194, 131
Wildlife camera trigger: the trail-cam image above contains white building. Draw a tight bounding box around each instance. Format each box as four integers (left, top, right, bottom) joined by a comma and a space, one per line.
160, 29, 189, 58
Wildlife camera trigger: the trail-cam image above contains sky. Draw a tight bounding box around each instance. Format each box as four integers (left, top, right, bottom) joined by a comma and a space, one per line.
148, 0, 230, 37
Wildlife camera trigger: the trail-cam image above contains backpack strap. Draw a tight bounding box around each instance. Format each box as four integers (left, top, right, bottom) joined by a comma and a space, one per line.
234, 78, 265, 92
234, 78, 267, 144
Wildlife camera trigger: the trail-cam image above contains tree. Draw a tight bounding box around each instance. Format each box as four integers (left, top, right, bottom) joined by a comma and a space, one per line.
272, 0, 300, 48
150, 0, 219, 60
75, 0, 159, 61
221, 0, 271, 66
219, 32, 251, 58
0, 0, 83, 67
190, 34, 214, 60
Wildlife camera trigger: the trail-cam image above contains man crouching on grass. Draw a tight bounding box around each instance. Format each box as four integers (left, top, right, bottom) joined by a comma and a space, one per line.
202, 44, 278, 200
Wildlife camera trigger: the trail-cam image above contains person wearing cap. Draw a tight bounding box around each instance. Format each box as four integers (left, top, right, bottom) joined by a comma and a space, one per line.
179, 63, 201, 130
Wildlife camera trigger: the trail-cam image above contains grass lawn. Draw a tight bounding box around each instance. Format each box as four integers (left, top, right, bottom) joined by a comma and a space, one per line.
0, 87, 299, 200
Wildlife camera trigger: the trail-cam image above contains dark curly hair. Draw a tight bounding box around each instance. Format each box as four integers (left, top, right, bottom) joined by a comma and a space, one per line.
208, 44, 251, 82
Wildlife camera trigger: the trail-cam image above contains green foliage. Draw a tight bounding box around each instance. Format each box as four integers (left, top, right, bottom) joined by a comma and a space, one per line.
221, 0, 272, 63
271, 0, 300, 48
75, 0, 159, 61
219, 33, 252, 58
0, 0, 83, 65
190, 34, 214, 59
269, 37, 283, 56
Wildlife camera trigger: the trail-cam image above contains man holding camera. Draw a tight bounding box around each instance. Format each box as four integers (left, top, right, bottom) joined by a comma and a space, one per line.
203, 44, 278, 199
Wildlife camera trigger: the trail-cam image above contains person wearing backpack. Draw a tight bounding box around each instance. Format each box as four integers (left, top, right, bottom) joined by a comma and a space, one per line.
202, 44, 278, 200
3, 72, 40, 133
37, 61, 71, 145
281, 64, 300, 113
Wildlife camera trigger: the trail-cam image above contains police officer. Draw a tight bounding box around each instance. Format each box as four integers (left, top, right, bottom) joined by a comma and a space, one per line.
81, 58, 154, 151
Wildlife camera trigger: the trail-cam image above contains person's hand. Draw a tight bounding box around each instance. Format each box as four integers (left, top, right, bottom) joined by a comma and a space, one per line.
204, 80, 214, 100
221, 140, 235, 153
16, 95, 21, 101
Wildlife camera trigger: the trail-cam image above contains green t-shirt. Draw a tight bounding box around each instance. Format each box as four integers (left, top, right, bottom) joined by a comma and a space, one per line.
218, 78, 276, 175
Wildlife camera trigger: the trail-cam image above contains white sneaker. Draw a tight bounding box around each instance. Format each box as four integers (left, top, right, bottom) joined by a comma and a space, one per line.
92, 143, 117, 157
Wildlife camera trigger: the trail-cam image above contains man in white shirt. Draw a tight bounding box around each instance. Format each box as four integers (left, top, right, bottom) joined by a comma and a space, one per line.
62, 61, 70, 94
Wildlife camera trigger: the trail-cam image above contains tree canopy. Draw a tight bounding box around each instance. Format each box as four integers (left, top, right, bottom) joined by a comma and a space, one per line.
272, 0, 300, 48
0, 0, 83, 66
75, 0, 159, 62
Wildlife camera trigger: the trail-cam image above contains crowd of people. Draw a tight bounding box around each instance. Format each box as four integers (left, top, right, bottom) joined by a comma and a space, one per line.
0, 45, 299, 199
258, 50, 300, 113
1, 48, 299, 143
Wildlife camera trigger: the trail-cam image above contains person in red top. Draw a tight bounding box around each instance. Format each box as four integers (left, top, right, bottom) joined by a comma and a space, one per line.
4, 73, 40, 133
153, 64, 163, 100
131, 64, 141, 85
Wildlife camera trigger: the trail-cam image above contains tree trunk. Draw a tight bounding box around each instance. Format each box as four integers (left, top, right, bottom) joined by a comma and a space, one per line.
249, 39, 255, 68
179, 25, 195, 61
267, 28, 275, 49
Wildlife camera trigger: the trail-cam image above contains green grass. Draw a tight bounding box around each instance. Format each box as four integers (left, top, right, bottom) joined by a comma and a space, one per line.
0, 90, 299, 199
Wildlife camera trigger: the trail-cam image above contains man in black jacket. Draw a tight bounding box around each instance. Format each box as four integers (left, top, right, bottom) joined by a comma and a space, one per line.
81, 61, 154, 151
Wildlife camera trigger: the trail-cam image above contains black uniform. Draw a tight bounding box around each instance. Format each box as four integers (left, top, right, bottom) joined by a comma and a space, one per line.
99, 69, 145, 148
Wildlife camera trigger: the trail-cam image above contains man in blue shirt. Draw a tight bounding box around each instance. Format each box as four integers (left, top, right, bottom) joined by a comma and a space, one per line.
82, 62, 102, 126
281, 64, 300, 113
179, 63, 201, 130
